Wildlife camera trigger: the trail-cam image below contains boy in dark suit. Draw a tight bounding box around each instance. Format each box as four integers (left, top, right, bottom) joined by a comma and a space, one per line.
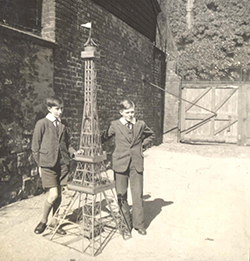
102, 99, 154, 235
32, 97, 75, 235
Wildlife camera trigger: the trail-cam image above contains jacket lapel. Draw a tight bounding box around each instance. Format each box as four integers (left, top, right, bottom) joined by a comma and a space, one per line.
117, 121, 132, 143
47, 118, 64, 139
48, 119, 57, 134
58, 123, 65, 139
131, 121, 141, 146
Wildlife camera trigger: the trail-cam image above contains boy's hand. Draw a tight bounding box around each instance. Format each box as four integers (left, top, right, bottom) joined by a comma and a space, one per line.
72, 149, 84, 159
76, 149, 84, 155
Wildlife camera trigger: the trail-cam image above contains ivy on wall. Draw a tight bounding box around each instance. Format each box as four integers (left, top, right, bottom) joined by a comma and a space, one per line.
0, 32, 54, 206
161, 0, 250, 81
0, 36, 54, 156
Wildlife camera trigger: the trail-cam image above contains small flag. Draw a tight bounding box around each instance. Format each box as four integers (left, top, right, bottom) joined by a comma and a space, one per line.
81, 22, 92, 29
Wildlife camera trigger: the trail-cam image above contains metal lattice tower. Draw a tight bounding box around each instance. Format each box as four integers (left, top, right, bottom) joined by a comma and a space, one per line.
47, 39, 131, 256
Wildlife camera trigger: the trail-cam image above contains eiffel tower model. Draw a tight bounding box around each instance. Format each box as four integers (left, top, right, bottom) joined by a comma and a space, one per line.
47, 27, 132, 256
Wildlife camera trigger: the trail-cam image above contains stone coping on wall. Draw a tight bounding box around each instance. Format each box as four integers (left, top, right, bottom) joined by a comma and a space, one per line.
0, 23, 57, 48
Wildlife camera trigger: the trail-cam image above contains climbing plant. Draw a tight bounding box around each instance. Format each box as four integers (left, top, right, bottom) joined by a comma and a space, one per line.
0, 32, 54, 206
162, 0, 250, 80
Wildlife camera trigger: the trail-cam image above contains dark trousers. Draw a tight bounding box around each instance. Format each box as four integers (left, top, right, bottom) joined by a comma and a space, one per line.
115, 162, 144, 229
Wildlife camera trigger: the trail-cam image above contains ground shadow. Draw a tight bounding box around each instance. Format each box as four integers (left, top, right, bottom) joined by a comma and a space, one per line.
64, 196, 173, 230
143, 195, 173, 229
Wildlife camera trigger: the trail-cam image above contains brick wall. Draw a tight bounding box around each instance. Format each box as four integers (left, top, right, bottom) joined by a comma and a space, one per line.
53, 0, 166, 150
0, 0, 165, 205
41, 0, 56, 41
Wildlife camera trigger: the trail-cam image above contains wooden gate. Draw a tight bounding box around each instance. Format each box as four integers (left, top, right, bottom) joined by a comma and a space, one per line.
180, 82, 240, 143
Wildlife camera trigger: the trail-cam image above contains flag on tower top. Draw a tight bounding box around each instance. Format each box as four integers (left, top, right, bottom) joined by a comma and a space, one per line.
81, 22, 92, 29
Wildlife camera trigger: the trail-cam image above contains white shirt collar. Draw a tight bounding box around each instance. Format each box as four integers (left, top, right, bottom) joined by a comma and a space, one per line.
120, 117, 136, 125
46, 113, 61, 122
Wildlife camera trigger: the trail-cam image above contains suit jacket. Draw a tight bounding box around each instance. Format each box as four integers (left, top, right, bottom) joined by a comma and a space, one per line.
102, 119, 155, 173
31, 118, 75, 168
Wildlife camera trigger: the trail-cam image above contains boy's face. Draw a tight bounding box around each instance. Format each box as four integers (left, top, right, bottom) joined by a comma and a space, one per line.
120, 107, 135, 122
48, 105, 63, 118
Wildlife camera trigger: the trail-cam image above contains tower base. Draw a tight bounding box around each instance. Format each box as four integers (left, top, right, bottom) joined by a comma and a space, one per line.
43, 185, 132, 256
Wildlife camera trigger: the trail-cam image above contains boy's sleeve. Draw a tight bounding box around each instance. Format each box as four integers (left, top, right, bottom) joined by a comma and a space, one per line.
101, 122, 115, 143
142, 123, 155, 149
64, 126, 76, 158
31, 120, 44, 166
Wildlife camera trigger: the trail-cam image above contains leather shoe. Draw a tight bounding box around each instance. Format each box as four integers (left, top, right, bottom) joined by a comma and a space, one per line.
135, 228, 147, 235
49, 224, 67, 235
56, 227, 67, 235
34, 222, 46, 234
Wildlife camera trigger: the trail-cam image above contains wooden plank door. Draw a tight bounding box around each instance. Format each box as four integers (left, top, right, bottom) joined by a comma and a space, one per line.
180, 83, 239, 143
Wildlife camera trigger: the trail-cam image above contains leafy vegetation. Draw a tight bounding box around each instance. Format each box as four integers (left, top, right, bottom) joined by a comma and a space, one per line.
0, 33, 53, 206
160, 0, 250, 81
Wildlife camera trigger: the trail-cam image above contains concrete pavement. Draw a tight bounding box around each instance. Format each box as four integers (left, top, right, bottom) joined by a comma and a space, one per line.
0, 142, 250, 261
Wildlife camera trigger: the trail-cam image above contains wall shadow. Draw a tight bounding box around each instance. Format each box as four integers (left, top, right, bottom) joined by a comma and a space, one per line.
143, 195, 173, 229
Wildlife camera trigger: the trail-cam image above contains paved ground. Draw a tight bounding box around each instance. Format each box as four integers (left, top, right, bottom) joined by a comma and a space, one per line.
0, 142, 250, 261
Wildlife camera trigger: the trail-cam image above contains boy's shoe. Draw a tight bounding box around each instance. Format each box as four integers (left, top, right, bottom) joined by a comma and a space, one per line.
49, 223, 67, 235
55, 227, 66, 235
34, 222, 47, 234
135, 228, 147, 235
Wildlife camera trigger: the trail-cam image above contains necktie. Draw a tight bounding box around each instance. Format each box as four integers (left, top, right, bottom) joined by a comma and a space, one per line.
55, 119, 59, 136
126, 122, 132, 129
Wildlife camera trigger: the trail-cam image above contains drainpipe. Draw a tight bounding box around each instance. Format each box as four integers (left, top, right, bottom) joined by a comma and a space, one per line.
187, 0, 195, 29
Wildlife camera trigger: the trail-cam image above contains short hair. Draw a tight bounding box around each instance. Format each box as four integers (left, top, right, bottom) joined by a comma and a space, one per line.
119, 99, 135, 110
45, 96, 63, 108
